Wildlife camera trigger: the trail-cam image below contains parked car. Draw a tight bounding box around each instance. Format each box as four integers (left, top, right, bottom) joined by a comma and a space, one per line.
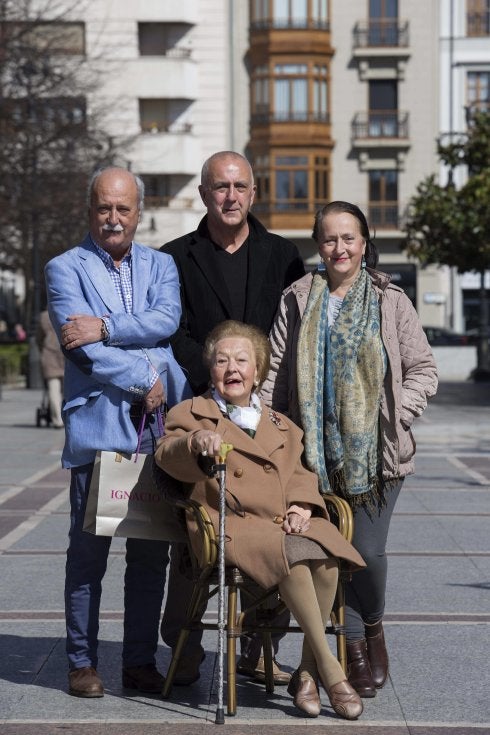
423, 326, 469, 346
464, 328, 490, 346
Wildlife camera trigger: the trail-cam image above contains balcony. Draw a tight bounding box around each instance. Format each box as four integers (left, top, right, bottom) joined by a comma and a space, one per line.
131, 134, 199, 175
124, 58, 197, 99
352, 111, 410, 147
250, 18, 329, 31
353, 19, 409, 49
141, 121, 192, 134
368, 203, 400, 231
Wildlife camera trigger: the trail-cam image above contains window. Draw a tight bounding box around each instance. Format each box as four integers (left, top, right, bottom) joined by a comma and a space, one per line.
368, 170, 398, 229
138, 23, 191, 57
4, 21, 85, 54
467, 0, 490, 36
368, 0, 399, 45
252, 63, 328, 122
254, 152, 329, 213
467, 71, 490, 113
368, 80, 398, 136
274, 64, 308, 121
275, 155, 308, 210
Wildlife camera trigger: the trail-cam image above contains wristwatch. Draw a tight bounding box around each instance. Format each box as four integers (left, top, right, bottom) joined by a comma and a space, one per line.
100, 318, 109, 342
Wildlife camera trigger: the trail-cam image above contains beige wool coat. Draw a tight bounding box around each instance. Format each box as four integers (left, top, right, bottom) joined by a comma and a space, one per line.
154, 394, 365, 589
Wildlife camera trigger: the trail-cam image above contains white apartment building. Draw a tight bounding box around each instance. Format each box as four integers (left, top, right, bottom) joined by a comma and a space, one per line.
439, 0, 490, 332
16, 0, 489, 329
75, 0, 249, 247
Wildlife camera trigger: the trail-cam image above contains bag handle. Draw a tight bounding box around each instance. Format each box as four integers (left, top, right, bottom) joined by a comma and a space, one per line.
134, 406, 166, 462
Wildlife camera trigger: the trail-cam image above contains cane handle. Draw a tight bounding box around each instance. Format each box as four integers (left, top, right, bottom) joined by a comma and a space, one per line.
218, 442, 234, 463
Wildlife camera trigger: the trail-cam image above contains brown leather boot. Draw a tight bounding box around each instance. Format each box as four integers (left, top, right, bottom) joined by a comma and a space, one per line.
346, 640, 376, 698
365, 620, 389, 688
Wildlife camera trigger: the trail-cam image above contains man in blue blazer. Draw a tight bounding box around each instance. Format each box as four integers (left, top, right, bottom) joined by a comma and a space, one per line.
45, 166, 190, 698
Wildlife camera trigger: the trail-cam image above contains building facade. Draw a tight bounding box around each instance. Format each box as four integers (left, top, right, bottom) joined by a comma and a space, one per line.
8, 0, 490, 330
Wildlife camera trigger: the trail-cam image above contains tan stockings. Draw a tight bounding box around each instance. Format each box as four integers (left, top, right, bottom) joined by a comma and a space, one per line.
278, 559, 345, 689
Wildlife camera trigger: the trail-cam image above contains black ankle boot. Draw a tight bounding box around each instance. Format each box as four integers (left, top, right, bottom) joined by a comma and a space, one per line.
346, 640, 376, 698
365, 620, 389, 688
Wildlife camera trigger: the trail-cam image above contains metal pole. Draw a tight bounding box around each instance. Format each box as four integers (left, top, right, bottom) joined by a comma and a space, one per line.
213, 442, 233, 725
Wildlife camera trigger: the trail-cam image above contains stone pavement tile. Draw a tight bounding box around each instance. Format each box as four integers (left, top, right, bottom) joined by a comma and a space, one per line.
388, 624, 490, 723
0, 555, 66, 610
397, 487, 490, 514
386, 557, 490, 615
388, 515, 489, 553
4, 514, 70, 551
404, 457, 480, 488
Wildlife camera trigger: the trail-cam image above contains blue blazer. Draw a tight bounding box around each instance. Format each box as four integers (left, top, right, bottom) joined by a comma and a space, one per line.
45, 236, 192, 468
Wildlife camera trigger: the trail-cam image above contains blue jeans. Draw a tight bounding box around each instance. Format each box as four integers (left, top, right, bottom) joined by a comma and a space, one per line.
65, 424, 170, 670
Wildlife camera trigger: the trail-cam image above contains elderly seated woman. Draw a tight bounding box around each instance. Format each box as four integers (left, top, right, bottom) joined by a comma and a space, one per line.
154, 320, 366, 721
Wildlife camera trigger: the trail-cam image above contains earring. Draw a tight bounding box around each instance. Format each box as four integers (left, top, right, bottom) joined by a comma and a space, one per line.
361, 255, 366, 269
318, 260, 326, 273
253, 380, 259, 387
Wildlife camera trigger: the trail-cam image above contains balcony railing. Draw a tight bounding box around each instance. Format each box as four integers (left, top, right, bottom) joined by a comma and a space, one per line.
141, 121, 192, 134
353, 19, 409, 48
163, 47, 192, 58
252, 111, 330, 125
368, 203, 400, 230
352, 111, 409, 140
250, 18, 330, 31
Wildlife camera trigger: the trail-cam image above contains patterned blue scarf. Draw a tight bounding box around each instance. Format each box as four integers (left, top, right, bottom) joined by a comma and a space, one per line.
297, 268, 385, 506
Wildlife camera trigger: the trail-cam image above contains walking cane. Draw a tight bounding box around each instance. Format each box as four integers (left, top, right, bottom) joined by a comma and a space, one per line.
212, 441, 233, 725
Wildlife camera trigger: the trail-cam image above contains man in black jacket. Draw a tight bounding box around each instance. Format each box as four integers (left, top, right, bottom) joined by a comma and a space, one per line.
160, 151, 305, 685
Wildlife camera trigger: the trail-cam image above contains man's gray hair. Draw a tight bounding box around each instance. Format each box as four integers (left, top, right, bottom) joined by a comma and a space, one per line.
200, 151, 254, 188
87, 167, 145, 211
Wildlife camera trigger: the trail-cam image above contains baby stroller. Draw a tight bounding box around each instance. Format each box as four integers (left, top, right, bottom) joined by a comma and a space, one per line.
36, 387, 52, 427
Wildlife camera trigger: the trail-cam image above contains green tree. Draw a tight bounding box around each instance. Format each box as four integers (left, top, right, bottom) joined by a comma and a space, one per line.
0, 0, 129, 384
404, 111, 490, 378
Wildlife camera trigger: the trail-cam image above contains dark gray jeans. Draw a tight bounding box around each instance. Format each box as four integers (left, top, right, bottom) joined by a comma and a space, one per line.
345, 479, 403, 641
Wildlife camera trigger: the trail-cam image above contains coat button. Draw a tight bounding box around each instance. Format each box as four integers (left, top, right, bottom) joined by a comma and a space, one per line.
234, 468, 243, 478
263, 463, 272, 472
273, 516, 284, 524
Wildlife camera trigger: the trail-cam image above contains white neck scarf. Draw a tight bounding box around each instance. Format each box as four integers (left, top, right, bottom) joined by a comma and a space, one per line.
212, 389, 262, 436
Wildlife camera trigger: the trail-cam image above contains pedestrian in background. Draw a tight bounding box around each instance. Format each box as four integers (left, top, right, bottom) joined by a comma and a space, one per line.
37, 309, 64, 428
45, 166, 190, 699
159, 150, 305, 687
261, 200, 438, 707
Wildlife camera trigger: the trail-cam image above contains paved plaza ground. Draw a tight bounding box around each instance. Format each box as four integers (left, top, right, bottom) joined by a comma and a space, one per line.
0, 382, 489, 734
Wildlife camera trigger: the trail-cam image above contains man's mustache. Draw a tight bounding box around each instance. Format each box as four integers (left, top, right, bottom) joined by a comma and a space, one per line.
102, 223, 124, 232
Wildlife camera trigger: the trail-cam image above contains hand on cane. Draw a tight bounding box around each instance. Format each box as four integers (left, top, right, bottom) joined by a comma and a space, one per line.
190, 430, 223, 458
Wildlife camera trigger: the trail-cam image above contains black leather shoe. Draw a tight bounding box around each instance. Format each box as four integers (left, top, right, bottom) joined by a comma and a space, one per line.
69, 666, 104, 698
122, 663, 165, 693
365, 620, 389, 688
346, 640, 376, 698
172, 647, 205, 686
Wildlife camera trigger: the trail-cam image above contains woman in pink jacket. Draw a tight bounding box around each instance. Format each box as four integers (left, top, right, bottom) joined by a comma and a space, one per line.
261, 201, 438, 710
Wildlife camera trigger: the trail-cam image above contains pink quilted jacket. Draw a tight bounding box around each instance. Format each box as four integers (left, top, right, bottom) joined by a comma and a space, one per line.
261, 269, 438, 480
